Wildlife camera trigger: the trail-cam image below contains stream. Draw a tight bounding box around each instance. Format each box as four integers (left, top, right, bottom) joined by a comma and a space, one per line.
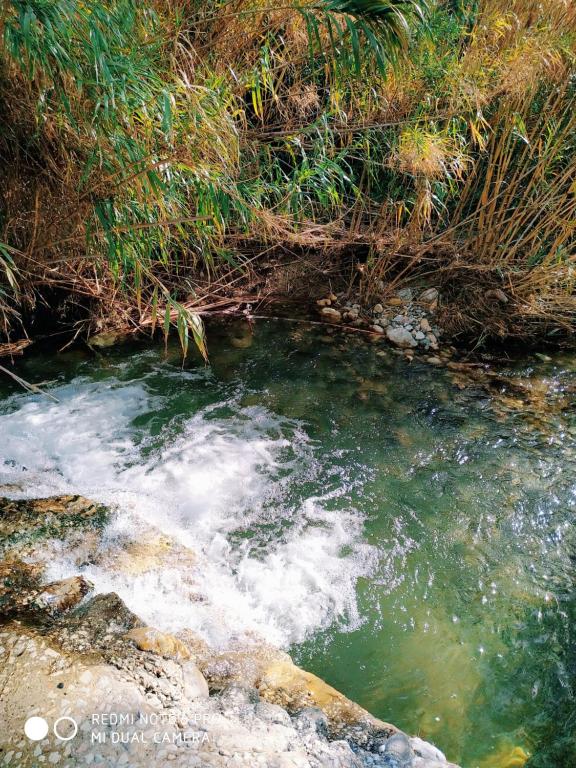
1, 321, 575, 767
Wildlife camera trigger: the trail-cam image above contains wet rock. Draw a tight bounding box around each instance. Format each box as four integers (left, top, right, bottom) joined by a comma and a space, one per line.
419, 288, 439, 304
87, 331, 128, 349
0, 558, 43, 615
386, 327, 417, 349
0, 495, 108, 555
34, 576, 93, 618
124, 626, 192, 661
320, 307, 342, 323
256, 660, 397, 743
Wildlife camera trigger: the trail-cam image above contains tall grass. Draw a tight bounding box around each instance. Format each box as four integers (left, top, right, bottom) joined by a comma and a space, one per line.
1, 0, 575, 348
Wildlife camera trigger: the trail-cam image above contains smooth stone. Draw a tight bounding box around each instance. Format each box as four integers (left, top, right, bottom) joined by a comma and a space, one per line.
414, 331, 425, 341
370, 325, 385, 334
420, 318, 432, 333
373, 304, 384, 314
426, 356, 442, 365
386, 327, 417, 349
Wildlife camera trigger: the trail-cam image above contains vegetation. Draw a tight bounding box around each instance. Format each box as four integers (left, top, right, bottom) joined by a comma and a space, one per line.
0, 0, 575, 352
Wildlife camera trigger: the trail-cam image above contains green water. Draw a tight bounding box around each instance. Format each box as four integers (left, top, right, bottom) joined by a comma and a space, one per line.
1, 321, 575, 767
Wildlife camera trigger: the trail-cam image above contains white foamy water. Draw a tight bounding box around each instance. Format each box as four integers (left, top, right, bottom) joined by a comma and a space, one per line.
0, 373, 376, 647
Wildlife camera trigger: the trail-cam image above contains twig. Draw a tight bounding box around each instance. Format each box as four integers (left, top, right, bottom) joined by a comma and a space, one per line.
0, 364, 59, 402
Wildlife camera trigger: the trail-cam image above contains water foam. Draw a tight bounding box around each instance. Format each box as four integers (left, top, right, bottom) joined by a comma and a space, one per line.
0, 371, 375, 647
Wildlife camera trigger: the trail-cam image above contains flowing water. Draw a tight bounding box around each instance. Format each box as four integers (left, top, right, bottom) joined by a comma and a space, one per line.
1, 321, 575, 767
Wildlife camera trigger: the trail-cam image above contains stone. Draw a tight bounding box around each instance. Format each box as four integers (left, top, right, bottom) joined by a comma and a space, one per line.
426, 356, 442, 365
420, 318, 432, 333
0, 495, 108, 556
386, 327, 417, 349
396, 288, 413, 301
124, 627, 192, 661
316, 298, 331, 307
393, 315, 407, 324
320, 307, 342, 323
388, 297, 403, 306
181, 660, 209, 699
370, 325, 385, 334
414, 331, 425, 341
87, 331, 127, 349
34, 576, 93, 617
257, 660, 397, 742
373, 304, 384, 314
419, 288, 439, 303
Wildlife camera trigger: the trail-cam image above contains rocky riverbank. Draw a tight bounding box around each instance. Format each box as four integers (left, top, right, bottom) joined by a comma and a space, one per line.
315, 286, 457, 366
0, 495, 459, 768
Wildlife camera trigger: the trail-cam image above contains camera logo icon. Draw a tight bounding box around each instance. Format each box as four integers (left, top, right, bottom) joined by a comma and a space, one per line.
24, 716, 78, 741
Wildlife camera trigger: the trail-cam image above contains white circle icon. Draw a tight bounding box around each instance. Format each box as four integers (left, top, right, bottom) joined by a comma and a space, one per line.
53, 716, 78, 741
24, 716, 49, 741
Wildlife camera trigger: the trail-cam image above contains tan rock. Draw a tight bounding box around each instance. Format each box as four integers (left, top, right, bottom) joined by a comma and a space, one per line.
387, 297, 403, 306
124, 626, 192, 661
320, 307, 342, 323
257, 661, 397, 738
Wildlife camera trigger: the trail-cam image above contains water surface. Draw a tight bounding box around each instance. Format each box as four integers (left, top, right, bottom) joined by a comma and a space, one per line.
1, 322, 575, 767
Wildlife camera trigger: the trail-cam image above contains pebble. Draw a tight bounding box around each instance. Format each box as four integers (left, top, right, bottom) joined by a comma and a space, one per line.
370, 325, 384, 334
373, 304, 384, 314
